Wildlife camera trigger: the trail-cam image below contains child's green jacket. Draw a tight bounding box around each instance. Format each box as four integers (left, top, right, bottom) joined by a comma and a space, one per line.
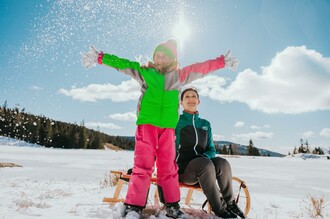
101, 53, 225, 128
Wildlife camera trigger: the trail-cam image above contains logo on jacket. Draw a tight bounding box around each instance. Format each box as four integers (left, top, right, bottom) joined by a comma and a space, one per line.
202, 126, 208, 130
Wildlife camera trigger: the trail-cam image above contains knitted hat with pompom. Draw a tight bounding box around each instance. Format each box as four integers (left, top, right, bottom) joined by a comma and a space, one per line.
153, 39, 177, 60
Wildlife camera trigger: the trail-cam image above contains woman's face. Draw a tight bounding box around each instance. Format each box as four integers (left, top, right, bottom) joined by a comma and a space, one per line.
181, 90, 200, 113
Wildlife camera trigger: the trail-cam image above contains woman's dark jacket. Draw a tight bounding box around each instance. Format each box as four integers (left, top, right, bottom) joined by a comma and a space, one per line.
175, 111, 216, 174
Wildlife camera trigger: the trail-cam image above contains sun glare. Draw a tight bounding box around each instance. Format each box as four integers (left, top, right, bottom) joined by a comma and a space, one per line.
172, 14, 191, 49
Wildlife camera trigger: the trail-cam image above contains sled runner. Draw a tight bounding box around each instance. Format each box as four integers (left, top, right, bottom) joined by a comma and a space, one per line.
103, 170, 251, 216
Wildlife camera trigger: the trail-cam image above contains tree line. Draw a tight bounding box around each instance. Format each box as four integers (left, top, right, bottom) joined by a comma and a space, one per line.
0, 103, 134, 150
215, 139, 261, 156
289, 138, 325, 155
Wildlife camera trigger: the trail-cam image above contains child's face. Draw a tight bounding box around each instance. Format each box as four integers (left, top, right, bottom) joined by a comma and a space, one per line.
153, 51, 174, 69
181, 90, 200, 113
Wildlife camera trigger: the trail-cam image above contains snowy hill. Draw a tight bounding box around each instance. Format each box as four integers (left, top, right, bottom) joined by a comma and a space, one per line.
1, 137, 329, 218
0, 136, 42, 147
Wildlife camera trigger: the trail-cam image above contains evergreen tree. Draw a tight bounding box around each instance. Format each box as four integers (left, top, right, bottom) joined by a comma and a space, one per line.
247, 139, 260, 156
228, 144, 233, 155
293, 147, 297, 154
312, 147, 324, 155
221, 145, 228, 155
78, 126, 87, 149
231, 143, 239, 155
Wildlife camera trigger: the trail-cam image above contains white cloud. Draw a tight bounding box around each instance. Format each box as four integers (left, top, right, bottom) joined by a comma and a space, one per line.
251, 124, 271, 129
85, 122, 121, 130
190, 75, 228, 101
109, 111, 137, 121
233, 131, 274, 141
191, 46, 330, 114
58, 79, 140, 102
234, 121, 245, 128
302, 131, 315, 138
30, 85, 43, 91
320, 128, 330, 137
213, 134, 225, 141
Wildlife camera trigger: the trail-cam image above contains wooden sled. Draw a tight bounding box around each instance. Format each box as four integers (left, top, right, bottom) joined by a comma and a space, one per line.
103, 170, 251, 216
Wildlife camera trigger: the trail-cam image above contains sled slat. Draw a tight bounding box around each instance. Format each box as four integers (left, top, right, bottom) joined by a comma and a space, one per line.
102, 197, 125, 203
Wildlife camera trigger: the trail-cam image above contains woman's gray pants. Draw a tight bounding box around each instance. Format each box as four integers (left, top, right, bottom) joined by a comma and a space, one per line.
179, 156, 234, 214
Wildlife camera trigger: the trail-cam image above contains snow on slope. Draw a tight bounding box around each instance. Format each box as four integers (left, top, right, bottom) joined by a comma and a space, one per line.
0, 137, 329, 219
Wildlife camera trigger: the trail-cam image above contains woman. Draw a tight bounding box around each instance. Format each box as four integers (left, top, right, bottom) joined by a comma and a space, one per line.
175, 87, 245, 218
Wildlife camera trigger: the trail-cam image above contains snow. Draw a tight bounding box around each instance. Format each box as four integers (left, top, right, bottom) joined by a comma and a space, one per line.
1, 137, 329, 219
18, 0, 197, 68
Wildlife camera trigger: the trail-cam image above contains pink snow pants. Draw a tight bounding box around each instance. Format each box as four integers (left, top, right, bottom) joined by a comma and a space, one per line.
125, 124, 180, 207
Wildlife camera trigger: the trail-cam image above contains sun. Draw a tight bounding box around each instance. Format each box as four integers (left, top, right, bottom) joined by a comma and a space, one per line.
172, 14, 191, 48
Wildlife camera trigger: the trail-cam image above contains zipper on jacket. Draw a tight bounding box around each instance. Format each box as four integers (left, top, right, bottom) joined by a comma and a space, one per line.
192, 114, 199, 155
176, 144, 181, 162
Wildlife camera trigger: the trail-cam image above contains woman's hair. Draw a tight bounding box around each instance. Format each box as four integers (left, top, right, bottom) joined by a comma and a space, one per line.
180, 87, 199, 101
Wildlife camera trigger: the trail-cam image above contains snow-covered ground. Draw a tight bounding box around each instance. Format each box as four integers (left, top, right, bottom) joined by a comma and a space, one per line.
0, 136, 329, 219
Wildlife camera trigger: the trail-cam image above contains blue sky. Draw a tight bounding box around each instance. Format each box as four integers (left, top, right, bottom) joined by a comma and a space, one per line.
1, 0, 330, 154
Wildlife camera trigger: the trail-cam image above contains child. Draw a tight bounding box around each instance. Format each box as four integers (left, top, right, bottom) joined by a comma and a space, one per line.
81, 39, 238, 218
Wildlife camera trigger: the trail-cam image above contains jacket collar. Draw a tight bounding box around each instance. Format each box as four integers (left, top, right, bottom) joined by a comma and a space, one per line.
147, 61, 178, 73
182, 110, 199, 120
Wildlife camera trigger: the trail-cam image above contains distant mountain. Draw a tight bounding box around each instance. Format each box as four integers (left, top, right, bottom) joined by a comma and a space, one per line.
214, 140, 285, 157
120, 137, 285, 157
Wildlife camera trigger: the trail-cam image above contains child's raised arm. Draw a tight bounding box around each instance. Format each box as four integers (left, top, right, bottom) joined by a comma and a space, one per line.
179, 50, 239, 85
81, 45, 143, 83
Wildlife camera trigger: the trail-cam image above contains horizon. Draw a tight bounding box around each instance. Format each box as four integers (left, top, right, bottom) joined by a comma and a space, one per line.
1, 0, 330, 155
0, 114, 318, 156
